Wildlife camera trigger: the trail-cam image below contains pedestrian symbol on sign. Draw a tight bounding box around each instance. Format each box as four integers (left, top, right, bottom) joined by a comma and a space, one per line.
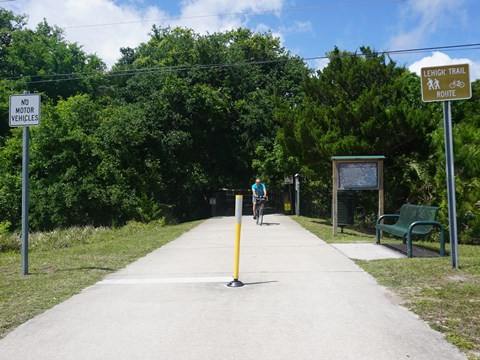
427, 78, 440, 90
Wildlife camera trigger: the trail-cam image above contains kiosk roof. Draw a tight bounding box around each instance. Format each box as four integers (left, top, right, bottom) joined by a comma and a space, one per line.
331, 155, 385, 161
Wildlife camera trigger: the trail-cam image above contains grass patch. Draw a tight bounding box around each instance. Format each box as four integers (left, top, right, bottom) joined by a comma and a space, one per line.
291, 216, 375, 243
292, 216, 480, 359
0, 220, 202, 339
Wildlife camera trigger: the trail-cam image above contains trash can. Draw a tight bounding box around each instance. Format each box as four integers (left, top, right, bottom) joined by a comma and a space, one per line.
337, 192, 354, 232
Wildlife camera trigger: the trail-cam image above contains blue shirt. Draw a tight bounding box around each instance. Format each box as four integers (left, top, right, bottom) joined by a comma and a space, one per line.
252, 183, 266, 197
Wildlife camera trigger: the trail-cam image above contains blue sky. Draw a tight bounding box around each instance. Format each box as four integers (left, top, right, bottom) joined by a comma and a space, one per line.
3, 0, 480, 78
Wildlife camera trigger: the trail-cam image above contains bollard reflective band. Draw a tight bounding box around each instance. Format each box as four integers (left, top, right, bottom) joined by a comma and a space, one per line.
235, 195, 243, 224
228, 194, 244, 287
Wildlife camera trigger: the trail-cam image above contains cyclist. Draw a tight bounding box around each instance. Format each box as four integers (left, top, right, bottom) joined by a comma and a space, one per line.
252, 178, 267, 219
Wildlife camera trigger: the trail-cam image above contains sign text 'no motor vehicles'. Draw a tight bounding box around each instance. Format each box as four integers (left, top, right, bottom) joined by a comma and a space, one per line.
9, 94, 41, 127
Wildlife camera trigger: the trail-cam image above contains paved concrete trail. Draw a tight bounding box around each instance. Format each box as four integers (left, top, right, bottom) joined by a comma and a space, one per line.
0, 215, 466, 360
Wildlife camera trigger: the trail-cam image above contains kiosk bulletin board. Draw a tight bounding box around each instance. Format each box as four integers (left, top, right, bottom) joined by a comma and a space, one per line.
332, 156, 385, 236
337, 162, 379, 190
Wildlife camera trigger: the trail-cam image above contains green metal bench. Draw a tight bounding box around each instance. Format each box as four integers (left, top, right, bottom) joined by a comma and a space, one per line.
375, 204, 445, 258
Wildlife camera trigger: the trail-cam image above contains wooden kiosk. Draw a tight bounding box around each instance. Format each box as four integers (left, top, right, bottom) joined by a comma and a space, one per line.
332, 156, 385, 236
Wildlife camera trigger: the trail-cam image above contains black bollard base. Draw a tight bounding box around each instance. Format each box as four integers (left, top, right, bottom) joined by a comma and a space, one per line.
227, 279, 244, 288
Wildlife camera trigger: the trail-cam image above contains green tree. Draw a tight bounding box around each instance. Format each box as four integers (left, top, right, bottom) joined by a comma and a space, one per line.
0, 12, 106, 137
27, 95, 105, 229
431, 80, 480, 243
110, 27, 306, 220
0, 26, 307, 229
0, 9, 27, 75
3, 20, 106, 99
275, 47, 440, 218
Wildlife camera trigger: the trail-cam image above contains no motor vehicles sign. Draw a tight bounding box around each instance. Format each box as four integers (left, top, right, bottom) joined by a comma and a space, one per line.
9, 94, 41, 127
9, 93, 42, 275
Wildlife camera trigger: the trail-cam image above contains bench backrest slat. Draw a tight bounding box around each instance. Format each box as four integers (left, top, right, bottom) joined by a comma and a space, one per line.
395, 204, 439, 234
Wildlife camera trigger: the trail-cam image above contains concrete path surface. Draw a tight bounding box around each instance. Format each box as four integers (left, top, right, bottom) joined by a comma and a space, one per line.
0, 214, 466, 360
331, 243, 407, 260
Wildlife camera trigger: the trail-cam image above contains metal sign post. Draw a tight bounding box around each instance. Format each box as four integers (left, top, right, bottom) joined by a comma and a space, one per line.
21, 127, 30, 275
443, 101, 459, 269
294, 174, 300, 216
9, 93, 41, 276
421, 64, 471, 269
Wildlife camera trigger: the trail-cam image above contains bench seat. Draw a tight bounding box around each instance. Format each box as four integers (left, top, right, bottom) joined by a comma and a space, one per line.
376, 223, 434, 237
375, 204, 445, 258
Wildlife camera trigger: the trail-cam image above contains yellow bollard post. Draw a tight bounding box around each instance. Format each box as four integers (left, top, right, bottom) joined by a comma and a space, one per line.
227, 195, 244, 287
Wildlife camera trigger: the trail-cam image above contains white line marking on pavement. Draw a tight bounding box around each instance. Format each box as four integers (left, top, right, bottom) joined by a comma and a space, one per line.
98, 276, 232, 285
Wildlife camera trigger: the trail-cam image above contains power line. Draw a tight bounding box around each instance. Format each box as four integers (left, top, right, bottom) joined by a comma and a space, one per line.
12, 42, 480, 84
63, 0, 405, 29
5, 42, 480, 86
386, 43, 480, 55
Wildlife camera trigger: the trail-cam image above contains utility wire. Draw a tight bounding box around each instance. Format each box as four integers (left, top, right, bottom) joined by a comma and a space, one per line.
14, 42, 480, 80
63, 0, 405, 29
4, 42, 480, 85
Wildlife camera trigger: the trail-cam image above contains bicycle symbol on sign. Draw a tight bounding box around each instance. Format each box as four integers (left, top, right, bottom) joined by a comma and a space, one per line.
449, 80, 465, 89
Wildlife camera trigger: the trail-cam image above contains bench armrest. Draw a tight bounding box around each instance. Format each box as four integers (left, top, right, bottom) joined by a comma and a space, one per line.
376, 214, 400, 225
406, 221, 445, 258
375, 214, 400, 244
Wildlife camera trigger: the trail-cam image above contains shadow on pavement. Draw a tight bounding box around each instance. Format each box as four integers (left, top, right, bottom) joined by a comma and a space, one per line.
384, 243, 446, 258
243, 280, 279, 286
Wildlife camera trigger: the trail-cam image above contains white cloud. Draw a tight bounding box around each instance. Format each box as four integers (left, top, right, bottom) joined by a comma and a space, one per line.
389, 0, 467, 49
304, 58, 329, 73
409, 52, 480, 81
174, 0, 283, 33
314, 58, 330, 71
281, 21, 312, 34
3, 0, 285, 68
5, 0, 169, 67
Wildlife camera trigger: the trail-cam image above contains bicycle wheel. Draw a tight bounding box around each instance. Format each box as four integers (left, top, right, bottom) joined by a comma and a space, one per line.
259, 207, 264, 226
256, 208, 260, 225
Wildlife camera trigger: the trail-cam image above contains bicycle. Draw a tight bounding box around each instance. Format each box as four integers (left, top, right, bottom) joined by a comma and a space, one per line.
449, 80, 465, 89
254, 196, 267, 226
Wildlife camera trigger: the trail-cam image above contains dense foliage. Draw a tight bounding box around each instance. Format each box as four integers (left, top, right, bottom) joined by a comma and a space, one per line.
0, 9, 478, 242
270, 48, 438, 216
270, 48, 480, 242
0, 10, 305, 228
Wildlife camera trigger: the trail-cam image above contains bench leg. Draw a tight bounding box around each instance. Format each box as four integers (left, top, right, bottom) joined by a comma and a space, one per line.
406, 233, 413, 258
375, 228, 381, 244
439, 226, 445, 257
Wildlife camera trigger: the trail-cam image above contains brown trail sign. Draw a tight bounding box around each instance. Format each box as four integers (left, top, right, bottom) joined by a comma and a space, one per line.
420, 63, 471, 102
420, 63, 472, 269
